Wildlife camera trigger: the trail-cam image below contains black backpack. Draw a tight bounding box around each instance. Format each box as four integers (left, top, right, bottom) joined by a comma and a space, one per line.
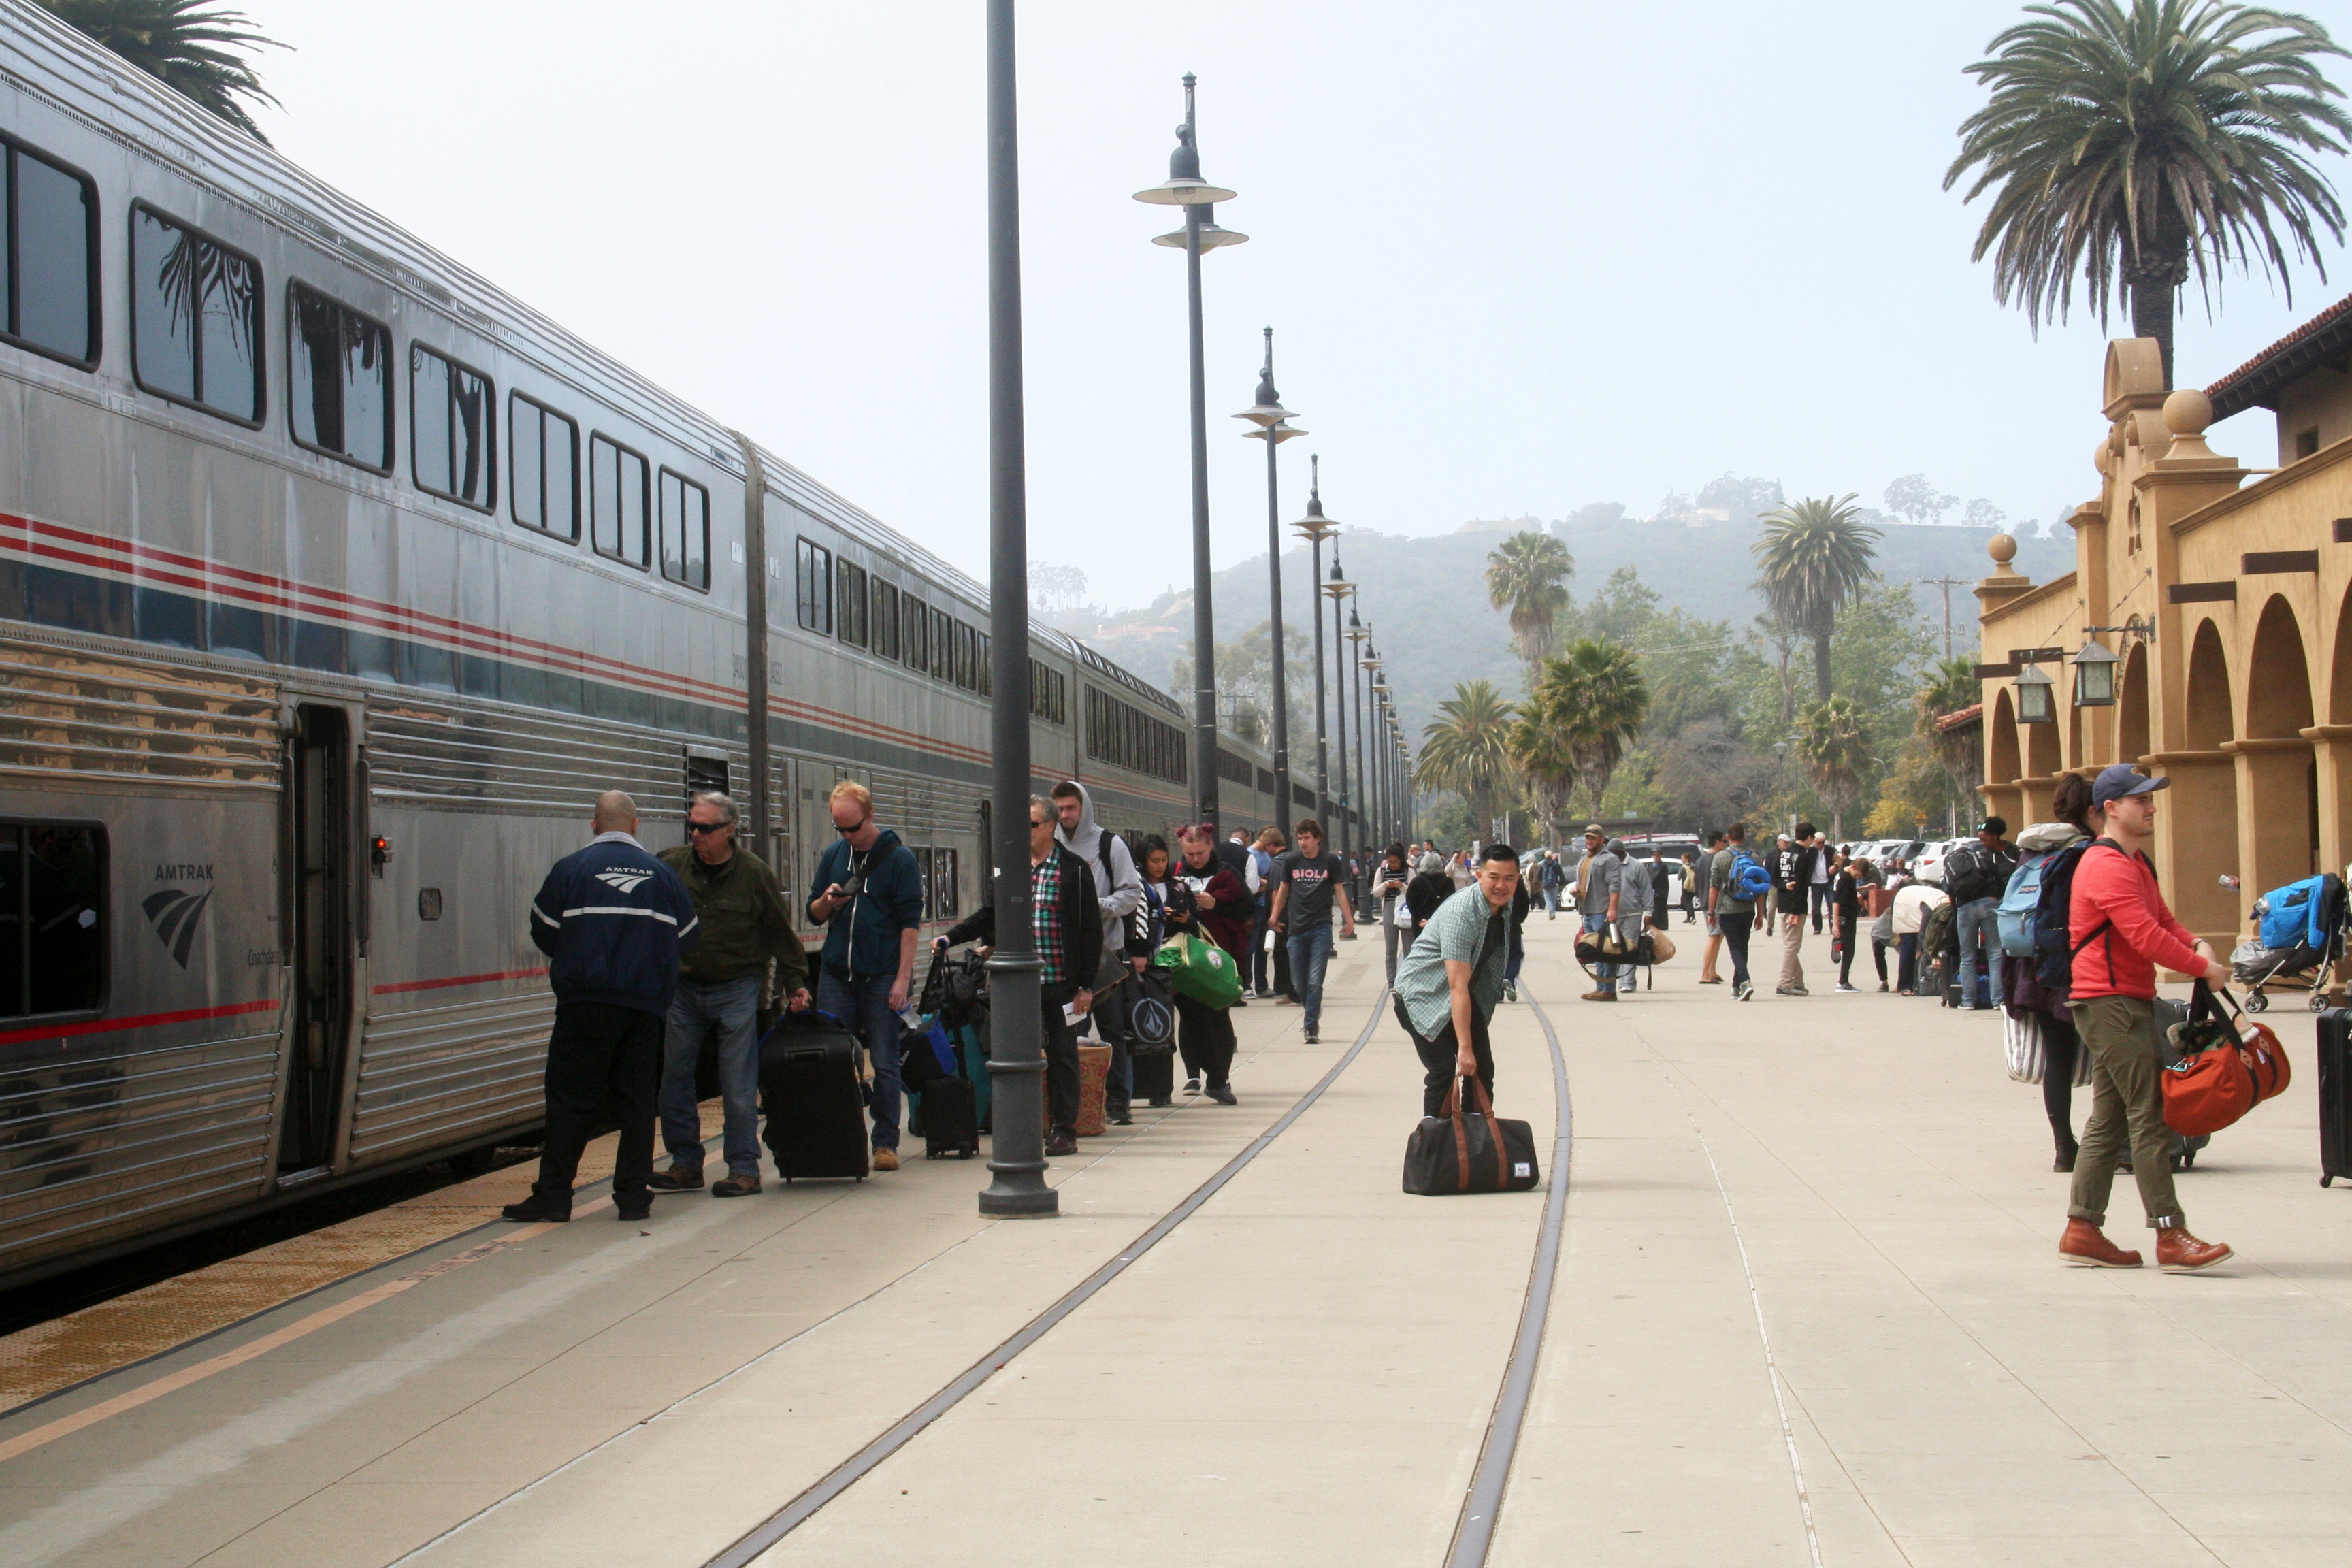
1942, 844, 1990, 904
2031, 840, 2127, 994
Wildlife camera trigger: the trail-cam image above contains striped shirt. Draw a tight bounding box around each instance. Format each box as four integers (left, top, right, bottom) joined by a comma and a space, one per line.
1392, 885, 1512, 1041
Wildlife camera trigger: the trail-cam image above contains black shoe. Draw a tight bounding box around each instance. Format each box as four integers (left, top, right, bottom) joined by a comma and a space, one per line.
1184, 1076, 1203, 1095
1110, 1109, 1134, 1126
2053, 1147, 2080, 1173
1208, 1083, 1237, 1105
615, 1196, 653, 1222
1045, 1131, 1078, 1156
646, 1165, 704, 1192
1148, 1096, 1173, 1107
502, 1192, 570, 1223
1230, 996, 1249, 1007
1305, 1028, 1319, 1043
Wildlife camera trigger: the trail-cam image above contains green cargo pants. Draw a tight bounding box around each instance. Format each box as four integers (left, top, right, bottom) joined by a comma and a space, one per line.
2065, 994, 2183, 1231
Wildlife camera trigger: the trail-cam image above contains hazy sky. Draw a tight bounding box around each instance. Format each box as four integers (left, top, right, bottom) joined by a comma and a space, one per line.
254, 1, 2352, 611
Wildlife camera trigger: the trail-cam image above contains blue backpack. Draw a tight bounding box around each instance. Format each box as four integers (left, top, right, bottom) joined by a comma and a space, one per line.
1729, 849, 1773, 902
1997, 847, 2061, 956
2253, 874, 2332, 952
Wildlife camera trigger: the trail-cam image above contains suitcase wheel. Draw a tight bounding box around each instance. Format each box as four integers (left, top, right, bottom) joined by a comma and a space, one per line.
2325, 1174, 2335, 1188
2182, 1148, 2197, 1169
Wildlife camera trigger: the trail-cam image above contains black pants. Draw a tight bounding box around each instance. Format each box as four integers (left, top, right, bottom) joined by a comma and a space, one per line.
1872, 936, 1890, 985
1836, 913, 1859, 986
1175, 993, 1237, 1088
535, 1000, 663, 1209
1402, 1001, 1494, 1117
2042, 1012, 2081, 1134
1042, 981, 1081, 1136
1718, 910, 1754, 990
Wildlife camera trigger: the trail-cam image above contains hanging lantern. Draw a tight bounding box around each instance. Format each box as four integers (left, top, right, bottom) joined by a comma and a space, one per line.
2070, 636, 2119, 708
2016, 662, 2057, 725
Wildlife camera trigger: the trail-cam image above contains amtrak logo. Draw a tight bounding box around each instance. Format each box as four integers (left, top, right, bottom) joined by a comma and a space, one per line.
595, 870, 653, 895
142, 887, 212, 968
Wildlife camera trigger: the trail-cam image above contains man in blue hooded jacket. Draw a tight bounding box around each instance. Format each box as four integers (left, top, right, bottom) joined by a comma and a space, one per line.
806, 779, 926, 1168
506, 790, 698, 1224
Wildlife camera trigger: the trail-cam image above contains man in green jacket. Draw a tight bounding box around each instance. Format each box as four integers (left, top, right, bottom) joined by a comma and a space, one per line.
649, 791, 811, 1196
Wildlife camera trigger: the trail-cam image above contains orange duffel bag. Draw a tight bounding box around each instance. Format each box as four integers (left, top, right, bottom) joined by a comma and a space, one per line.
2161, 983, 2291, 1137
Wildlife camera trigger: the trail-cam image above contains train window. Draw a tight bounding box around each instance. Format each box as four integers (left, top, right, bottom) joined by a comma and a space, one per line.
930, 606, 953, 681
902, 591, 928, 670
872, 580, 900, 659
289, 283, 391, 468
0, 822, 105, 1019
951, 622, 977, 691
796, 538, 833, 632
3, 136, 98, 367
410, 344, 495, 511
509, 392, 578, 539
589, 434, 651, 568
658, 469, 710, 589
920, 847, 960, 920
977, 633, 992, 696
836, 559, 868, 647
132, 206, 262, 423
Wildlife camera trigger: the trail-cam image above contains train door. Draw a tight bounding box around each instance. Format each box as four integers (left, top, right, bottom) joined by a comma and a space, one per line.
280, 704, 355, 1179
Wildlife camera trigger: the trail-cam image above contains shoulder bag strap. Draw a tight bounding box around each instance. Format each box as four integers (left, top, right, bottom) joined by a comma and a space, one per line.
1461, 1074, 1509, 1188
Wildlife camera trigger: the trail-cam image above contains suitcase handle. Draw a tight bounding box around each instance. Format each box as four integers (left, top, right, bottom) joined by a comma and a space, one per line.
782, 1044, 832, 1064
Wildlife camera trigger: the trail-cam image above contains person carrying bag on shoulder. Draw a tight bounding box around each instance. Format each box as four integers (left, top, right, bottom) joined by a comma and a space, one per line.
2058, 766, 2236, 1275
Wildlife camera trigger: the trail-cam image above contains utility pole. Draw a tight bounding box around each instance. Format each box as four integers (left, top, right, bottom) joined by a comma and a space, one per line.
1917, 576, 1970, 662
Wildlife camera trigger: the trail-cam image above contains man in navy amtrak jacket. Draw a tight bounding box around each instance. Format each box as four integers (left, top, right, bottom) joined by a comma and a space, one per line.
504, 789, 699, 1224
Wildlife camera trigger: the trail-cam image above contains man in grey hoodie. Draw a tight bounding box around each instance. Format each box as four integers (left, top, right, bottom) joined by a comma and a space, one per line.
1053, 781, 1145, 1124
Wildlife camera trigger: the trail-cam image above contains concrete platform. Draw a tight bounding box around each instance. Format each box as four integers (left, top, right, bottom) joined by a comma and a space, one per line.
0, 919, 2345, 1567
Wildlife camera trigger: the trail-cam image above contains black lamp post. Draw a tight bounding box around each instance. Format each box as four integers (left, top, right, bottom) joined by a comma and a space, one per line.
1324, 551, 1355, 865
977, 0, 1054, 1218
1292, 467, 1339, 828
1235, 329, 1303, 840
1134, 75, 1245, 828
1350, 623, 1373, 850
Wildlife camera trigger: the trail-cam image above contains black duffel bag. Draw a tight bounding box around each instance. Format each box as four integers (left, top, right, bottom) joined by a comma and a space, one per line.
1403, 1075, 1540, 1196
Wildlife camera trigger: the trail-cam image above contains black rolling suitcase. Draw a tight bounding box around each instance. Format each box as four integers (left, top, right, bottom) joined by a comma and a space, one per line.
919, 1073, 980, 1159
2320, 1007, 2352, 1187
1130, 1048, 1175, 1107
760, 1011, 870, 1181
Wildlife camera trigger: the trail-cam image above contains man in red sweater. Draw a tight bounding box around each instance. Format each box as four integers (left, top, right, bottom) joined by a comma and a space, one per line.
2061, 766, 2234, 1273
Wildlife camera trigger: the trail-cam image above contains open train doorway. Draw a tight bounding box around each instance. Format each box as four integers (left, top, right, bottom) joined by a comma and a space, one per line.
280, 704, 355, 1179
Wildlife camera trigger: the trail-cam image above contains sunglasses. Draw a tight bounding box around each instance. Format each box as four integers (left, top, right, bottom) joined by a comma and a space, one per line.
688, 820, 730, 835
835, 817, 871, 834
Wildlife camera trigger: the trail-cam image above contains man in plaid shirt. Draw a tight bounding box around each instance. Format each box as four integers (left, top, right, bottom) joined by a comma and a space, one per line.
938, 796, 1102, 1156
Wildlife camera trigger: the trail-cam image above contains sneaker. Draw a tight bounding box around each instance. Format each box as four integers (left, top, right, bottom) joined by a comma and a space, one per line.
1775, 985, 1797, 996
501, 1192, 570, 1223
872, 1147, 900, 1171
1111, 1110, 1134, 1126
1836, 983, 1860, 994
1876, 982, 1889, 993
711, 1171, 763, 1196
1231, 996, 1249, 1007
1505, 982, 1518, 1002
1183, 1075, 1203, 1095
615, 1196, 653, 1222
1045, 1130, 1078, 1157
646, 1164, 704, 1192
1256, 988, 1273, 998
1305, 1028, 1319, 1043
1737, 983, 1754, 1001
1207, 1083, 1237, 1105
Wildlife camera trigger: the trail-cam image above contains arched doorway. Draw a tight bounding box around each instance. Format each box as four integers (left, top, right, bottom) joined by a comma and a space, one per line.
2240, 596, 2318, 890
2171, 619, 2242, 941
2117, 642, 2149, 761
1984, 687, 2023, 830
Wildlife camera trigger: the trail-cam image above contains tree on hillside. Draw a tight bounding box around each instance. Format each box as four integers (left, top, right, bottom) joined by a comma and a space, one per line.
1795, 696, 1874, 839
1417, 681, 1519, 838
1945, 0, 2352, 385
39, 1, 287, 141
1030, 563, 1090, 613
1486, 531, 1574, 666
1697, 474, 1787, 525
1883, 474, 1957, 528
1170, 621, 1311, 744
1753, 495, 1881, 702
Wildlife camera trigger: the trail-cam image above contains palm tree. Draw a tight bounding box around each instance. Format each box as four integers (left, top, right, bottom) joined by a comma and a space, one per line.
1796, 696, 1874, 839
1945, 0, 2352, 385
1753, 496, 1880, 702
1918, 653, 1986, 824
1511, 680, 1580, 847
39, 1, 288, 142
1534, 640, 1650, 818
1417, 679, 1519, 839
1485, 530, 1574, 666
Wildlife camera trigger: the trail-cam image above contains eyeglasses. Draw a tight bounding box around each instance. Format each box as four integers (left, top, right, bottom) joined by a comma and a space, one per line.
687, 821, 730, 835
835, 817, 871, 835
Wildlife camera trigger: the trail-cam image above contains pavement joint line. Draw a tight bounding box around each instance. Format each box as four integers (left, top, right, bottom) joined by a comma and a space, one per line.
700, 992, 1394, 1568
1445, 981, 1573, 1568
0, 1194, 615, 1467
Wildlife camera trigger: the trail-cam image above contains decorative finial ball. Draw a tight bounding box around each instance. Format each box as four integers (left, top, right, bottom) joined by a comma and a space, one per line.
2093, 439, 2113, 476
2163, 387, 2213, 437
1988, 532, 2017, 566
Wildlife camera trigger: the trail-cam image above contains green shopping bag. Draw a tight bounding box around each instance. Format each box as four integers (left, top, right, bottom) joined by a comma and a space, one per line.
1152, 932, 1243, 1009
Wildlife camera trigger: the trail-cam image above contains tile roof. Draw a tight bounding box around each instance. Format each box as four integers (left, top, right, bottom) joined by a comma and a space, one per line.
1934, 702, 1984, 734
2206, 289, 2352, 421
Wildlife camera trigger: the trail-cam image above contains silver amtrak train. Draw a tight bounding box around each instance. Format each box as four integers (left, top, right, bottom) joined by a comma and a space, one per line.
0, 10, 1324, 1289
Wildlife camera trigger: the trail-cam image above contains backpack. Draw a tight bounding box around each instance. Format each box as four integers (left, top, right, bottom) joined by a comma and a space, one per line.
1919, 897, 1959, 961
2253, 873, 2337, 953
1729, 849, 1773, 902
1997, 849, 2057, 957
2030, 841, 2117, 993
1942, 843, 1994, 904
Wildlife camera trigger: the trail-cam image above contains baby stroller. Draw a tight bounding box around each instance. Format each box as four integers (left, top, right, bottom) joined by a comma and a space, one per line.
2232, 870, 2347, 1013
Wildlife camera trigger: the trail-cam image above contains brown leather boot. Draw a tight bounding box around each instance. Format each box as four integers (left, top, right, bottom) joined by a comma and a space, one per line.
2157, 1226, 2232, 1273
2058, 1218, 2142, 1268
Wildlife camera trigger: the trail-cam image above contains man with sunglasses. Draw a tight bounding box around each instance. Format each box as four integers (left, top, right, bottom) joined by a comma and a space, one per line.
806, 780, 926, 1170
649, 791, 811, 1197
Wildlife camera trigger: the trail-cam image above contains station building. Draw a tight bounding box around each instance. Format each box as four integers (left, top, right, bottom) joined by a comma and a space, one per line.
1975, 309, 2352, 951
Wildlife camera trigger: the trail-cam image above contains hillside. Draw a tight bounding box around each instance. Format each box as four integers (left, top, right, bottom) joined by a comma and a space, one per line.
1057, 517, 2076, 736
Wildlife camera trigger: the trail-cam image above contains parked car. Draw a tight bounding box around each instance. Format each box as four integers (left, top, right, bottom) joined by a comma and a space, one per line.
1911, 838, 1968, 886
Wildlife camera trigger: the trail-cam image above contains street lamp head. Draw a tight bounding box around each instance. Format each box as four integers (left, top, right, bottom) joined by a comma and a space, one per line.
2070, 634, 2120, 708
1346, 608, 1369, 642
1133, 76, 1237, 206
1235, 327, 1292, 426
1324, 553, 1354, 600
1291, 453, 1340, 540
1152, 208, 1249, 249
2014, 661, 2057, 725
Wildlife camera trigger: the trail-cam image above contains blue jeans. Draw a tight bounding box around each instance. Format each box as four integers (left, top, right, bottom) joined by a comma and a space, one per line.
1956, 896, 1999, 1008
817, 969, 902, 1149
1286, 922, 1335, 1032
659, 975, 764, 1177
1582, 911, 1618, 993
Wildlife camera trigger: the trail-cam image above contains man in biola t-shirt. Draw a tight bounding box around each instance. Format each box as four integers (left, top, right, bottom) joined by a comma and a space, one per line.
1269, 819, 1356, 1045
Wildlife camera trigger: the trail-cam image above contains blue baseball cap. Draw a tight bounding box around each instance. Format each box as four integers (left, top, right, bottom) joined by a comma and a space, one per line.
2091, 764, 2170, 806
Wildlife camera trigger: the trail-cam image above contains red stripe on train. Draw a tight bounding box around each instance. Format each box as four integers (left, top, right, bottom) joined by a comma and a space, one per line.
0, 998, 281, 1047
369, 966, 550, 996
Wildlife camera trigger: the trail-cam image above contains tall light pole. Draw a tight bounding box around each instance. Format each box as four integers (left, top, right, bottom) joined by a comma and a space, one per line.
1324, 550, 1356, 868
1291, 462, 1339, 829
1235, 329, 1302, 840
977, 0, 1053, 1218
1135, 75, 1245, 828
1350, 620, 1373, 851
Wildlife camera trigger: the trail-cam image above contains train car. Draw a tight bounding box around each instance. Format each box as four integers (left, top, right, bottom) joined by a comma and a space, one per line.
0, 9, 1277, 1290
